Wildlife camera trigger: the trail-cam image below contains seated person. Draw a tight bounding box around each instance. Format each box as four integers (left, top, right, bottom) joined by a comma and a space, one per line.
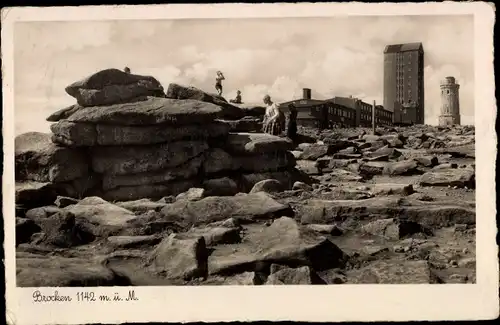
229, 90, 243, 104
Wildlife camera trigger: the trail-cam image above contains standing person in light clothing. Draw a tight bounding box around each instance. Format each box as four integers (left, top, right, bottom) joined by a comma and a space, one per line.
262, 95, 285, 136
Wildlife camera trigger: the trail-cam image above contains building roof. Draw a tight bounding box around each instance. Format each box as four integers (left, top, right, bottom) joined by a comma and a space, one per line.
296, 111, 318, 120
279, 98, 326, 108
384, 42, 423, 54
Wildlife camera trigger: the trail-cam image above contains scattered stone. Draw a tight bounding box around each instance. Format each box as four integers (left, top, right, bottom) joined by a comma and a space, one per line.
34, 211, 96, 248
115, 198, 168, 213
361, 218, 430, 240
305, 224, 343, 236
347, 260, 439, 284
296, 160, 321, 175
16, 218, 41, 246
292, 181, 313, 192
414, 156, 439, 167
224, 133, 294, 155
55, 196, 79, 208
458, 257, 475, 268
369, 183, 414, 196
202, 177, 239, 197
17, 255, 122, 287
359, 162, 387, 177
176, 188, 206, 201
146, 233, 208, 281
383, 160, 420, 176
187, 226, 241, 246
250, 179, 284, 194
107, 235, 162, 249
265, 266, 326, 285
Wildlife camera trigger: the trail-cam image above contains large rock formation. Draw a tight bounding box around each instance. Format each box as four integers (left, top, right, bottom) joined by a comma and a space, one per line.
18, 69, 302, 203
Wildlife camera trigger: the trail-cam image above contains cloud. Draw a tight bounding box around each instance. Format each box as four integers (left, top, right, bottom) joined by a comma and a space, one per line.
14, 15, 475, 135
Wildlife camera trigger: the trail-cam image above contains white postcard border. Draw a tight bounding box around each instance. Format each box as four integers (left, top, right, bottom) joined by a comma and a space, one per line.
2, 2, 498, 324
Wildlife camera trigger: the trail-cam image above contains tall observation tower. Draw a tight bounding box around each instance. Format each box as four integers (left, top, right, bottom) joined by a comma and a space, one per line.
383, 42, 425, 125
439, 76, 461, 126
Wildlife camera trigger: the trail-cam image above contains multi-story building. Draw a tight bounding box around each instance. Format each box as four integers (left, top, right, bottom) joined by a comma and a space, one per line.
383, 42, 425, 125
375, 105, 393, 126
280, 89, 393, 129
279, 88, 329, 129
330, 96, 373, 127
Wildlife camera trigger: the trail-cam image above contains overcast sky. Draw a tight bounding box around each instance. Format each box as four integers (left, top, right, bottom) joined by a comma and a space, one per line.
14, 15, 474, 135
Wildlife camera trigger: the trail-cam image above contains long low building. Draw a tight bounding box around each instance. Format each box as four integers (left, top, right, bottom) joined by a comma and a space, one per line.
279, 88, 393, 129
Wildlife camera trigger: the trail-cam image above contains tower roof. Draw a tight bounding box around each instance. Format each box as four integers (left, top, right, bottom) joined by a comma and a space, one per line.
384, 42, 423, 54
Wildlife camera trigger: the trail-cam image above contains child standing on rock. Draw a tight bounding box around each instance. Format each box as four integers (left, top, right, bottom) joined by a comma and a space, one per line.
215, 71, 225, 96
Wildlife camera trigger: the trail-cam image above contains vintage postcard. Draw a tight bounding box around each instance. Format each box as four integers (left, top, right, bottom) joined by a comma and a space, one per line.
2, 2, 498, 324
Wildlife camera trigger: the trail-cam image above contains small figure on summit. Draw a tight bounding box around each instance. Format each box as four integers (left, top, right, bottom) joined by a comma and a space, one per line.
262, 94, 285, 136
215, 71, 225, 96
230, 90, 243, 104
124, 67, 131, 74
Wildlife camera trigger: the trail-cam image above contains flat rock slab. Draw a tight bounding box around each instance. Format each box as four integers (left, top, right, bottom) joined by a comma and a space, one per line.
420, 169, 475, 188
224, 133, 294, 155
297, 197, 475, 228
62, 196, 137, 228
367, 183, 414, 196
17, 254, 120, 287
115, 199, 168, 213
101, 179, 198, 202
346, 260, 439, 284
67, 97, 222, 126
46, 104, 81, 122
91, 140, 208, 175
102, 155, 204, 190
383, 160, 420, 176
429, 144, 475, 158
359, 161, 388, 177
15, 132, 89, 183
51, 120, 230, 147
209, 217, 347, 275
16, 181, 60, 210
107, 235, 162, 249
160, 192, 292, 228
217, 117, 262, 133
328, 169, 364, 182
202, 149, 295, 174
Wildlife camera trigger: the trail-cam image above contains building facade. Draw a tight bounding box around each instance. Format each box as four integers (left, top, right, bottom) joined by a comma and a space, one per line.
280, 89, 329, 129
383, 42, 425, 124
280, 89, 394, 130
439, 76, 461, 126
375, 105, 393, 126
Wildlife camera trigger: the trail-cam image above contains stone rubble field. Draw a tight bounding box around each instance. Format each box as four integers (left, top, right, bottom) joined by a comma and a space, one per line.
15, 69, 476, 286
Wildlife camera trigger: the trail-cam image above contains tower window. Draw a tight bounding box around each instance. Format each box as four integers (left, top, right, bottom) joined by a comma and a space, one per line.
447, 90, 450, 95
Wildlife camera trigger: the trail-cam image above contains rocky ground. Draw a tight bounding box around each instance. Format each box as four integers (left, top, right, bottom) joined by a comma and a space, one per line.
16, 121, 476, 286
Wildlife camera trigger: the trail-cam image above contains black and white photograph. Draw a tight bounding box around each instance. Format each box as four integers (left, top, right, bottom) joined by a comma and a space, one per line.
3, 3, 498, 324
